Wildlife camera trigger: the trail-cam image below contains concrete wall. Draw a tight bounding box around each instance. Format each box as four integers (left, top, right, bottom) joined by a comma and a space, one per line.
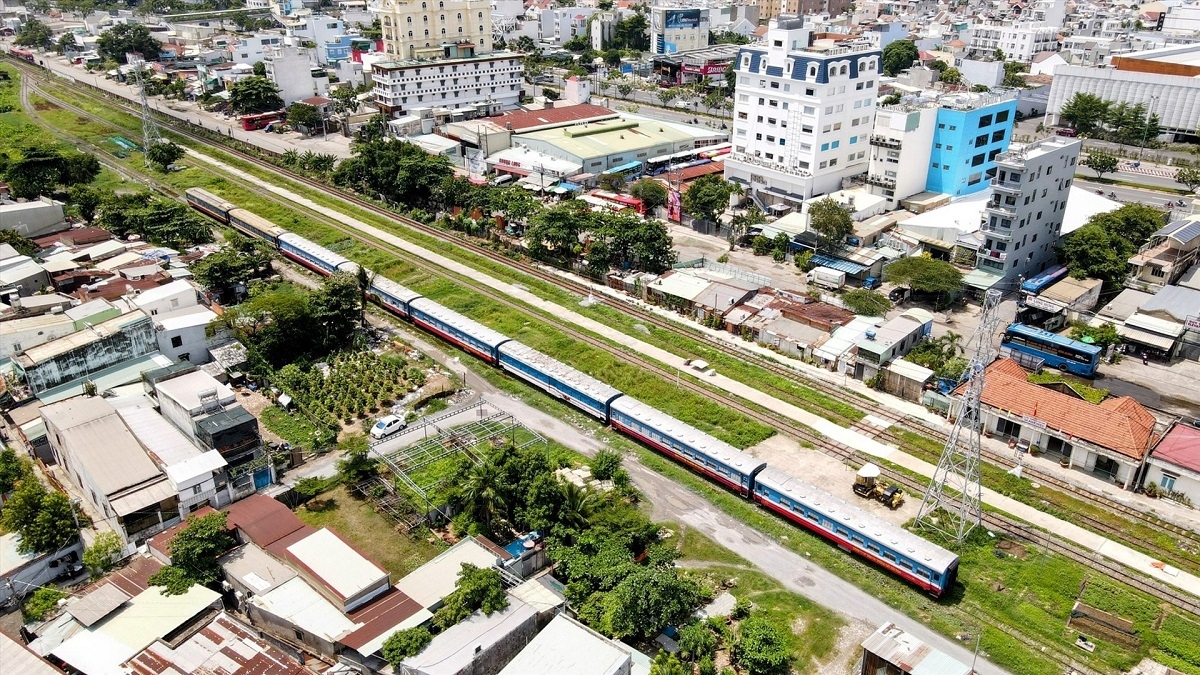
0, 199, 67, 238
1, 314, 76, 359
156, 323, 211, 364
1144, 463, 1199, 505
0, 536, 84, 605
21, 316, 158, 394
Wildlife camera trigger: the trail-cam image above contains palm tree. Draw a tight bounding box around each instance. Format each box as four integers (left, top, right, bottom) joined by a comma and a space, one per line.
461, 460, 505, 534
558, 481, 597, 530
282, 149, 300, 167
649, 651, 687, 675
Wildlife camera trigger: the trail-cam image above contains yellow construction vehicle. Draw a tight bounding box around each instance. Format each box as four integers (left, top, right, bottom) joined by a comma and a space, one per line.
852, 463, 905, 509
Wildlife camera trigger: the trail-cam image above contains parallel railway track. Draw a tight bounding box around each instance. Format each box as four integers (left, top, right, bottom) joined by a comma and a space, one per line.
14, 59, 1200, 628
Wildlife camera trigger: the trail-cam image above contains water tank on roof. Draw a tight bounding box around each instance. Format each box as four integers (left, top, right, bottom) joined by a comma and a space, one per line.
865, 330, 877, 341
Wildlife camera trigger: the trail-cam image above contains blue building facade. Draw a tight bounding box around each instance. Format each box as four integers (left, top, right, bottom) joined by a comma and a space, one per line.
925, 96, 1017, 197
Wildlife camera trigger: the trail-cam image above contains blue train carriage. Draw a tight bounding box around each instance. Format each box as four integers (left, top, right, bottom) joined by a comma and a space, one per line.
277, 232, 352, 276
407, 297, 511, 364
228, 209, 286, 248
368, 275, 423, 319
497, 341, 623, 422
752, 467, 959, 596
608, 396, 766, 497
185, 188, 237, 224
1000, 323, 1101, 378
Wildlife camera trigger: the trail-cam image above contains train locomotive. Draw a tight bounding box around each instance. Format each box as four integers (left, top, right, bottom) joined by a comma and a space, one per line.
186, 187, 960, 597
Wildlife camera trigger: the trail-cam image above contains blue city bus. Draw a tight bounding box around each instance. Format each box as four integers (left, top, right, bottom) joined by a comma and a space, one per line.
1000, 323, 1101, 377
600, 160, 645, 181
1020, 264, 1069, 295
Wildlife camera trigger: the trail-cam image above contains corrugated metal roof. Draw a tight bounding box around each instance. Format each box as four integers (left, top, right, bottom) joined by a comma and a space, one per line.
286, 529, 388, 601
395, 538, 501, 609
810, 253, 867, 275
66, 583, 130, 627
401, 599, 537, 675
1124, 312, 1185, 338
861, 622, 972, 675
40, 397, 165, 499
1139, 285, 1200, 323
497, 614, 630, 675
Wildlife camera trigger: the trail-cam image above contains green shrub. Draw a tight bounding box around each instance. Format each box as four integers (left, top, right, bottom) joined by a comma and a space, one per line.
23, 587, 67, 622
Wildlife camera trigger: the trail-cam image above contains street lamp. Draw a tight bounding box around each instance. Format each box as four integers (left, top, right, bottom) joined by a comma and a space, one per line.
1137, 94, 1159, 163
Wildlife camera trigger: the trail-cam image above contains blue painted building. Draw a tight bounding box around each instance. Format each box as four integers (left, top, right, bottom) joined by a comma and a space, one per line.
925, 94, 1017, 197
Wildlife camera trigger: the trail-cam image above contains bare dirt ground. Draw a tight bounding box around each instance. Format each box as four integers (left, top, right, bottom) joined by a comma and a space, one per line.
815, 618, 877, 675
236, 388, 286, 446
669, 225, 810, 294
745, 434, 920, 527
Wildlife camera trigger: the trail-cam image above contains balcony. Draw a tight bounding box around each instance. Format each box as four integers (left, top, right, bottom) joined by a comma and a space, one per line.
990, 177, 1021, 193
979, 248, 1008, 262
983, 224, 1013, 240
865, 174, 896, 189
985, 202, 1015, 217
728, 152, 812, 179
869, 135, 902, 150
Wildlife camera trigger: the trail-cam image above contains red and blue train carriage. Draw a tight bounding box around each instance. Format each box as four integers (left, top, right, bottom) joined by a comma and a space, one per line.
185, 194, 962, 598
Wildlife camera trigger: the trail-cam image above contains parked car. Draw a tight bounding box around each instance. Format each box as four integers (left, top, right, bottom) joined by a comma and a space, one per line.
889, 287, 912, 303
862, 276, 882, 290
370, 414, 407, 440
1055, 127, 1078, 137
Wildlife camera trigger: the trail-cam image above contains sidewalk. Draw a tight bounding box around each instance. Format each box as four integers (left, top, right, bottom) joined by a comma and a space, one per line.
186, 146, 1200, 600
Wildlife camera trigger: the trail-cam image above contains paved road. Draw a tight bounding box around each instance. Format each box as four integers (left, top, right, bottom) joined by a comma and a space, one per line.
1074, 177, 1193, 215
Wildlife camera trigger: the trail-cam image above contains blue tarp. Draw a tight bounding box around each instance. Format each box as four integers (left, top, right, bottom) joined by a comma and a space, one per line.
555, 182, 582, 191
810, 254, 868, 275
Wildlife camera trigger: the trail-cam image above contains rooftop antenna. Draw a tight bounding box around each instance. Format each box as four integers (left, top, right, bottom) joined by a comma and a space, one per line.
915, 288, 1003, 544
130, 57, 163, 167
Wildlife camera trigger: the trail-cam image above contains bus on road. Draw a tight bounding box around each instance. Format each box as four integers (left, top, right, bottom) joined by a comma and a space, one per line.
240, 111, 287, 131
1000, 323, 1101, 378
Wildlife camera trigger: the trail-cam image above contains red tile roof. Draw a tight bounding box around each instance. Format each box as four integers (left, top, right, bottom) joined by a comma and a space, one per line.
1151, 423, 1200, 474
661, 160, 726, 185
483, 104, 618, 131
967, 359, 1156, 460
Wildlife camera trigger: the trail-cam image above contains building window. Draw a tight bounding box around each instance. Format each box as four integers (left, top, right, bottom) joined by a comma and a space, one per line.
996, 109, 1010, 123
1161, 473, 1177, 491
979, 114, 993, 127
171, 335, 183, 348
1151, 266, 1166, 278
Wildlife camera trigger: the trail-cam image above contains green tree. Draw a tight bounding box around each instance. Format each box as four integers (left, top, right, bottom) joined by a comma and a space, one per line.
192, 237, 272, 299
939, 67, 963, 85
83, 531, 125, 579
882, 40, 918, 76
97, 193, 213, 248
1069, 321, 1122, 350
1001, 60, 1028, 88
311, 271, 364, 347
331, 139, 453, 209
1059, 92, 1110, 135
883, 256, 964, 297
841, 288, 893, 316
650, 652, 689, 675
382, 626, 433, 667
604, 48, 622, 67
526, 201, 588, 259
1082, 151, 1118, 179
146, 141, 185, 172
585, 565, 703, 639
97, 23, 162, 64
16, 17, 54, 49
515, 35, 538, 53
2, 479, 78, 555
656, 88, 678, 107
252, 60, 267, 77
432, 563, 509, 629
0, 229, 38, 257
734, 615, 790, 675
67, 184, 105, 224
558, 481, 598, 530
148, 512, 234, 595
1056, 224, 1130, 288
993, 48, 1006, 61
23, 588, 68, 622
1175, 165, 1200, 192
617, 82, 634, 99
598, 173, 627, 193
681, 174, 735, 224
459, 459, 506, 535
1088, 203, 1166, 245
628, 178, 669, 210
287, 102, 323, 132
678, 622, 717, 662
728, 206, 766, 247
0, 447, 32, 495
229, 76, 284, 115
336, 434, 377, 483
807, 197, 853, 251
3, 147, 100, 200
751, 234, 772, 256
590, 449, 623, 481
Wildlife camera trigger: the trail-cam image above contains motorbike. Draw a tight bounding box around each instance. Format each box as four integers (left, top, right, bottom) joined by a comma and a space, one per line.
1095, 188, 1105, 194
1108, 192, 1117, 199
1178, 199, 1187, 206
1166, 201, 1174, 209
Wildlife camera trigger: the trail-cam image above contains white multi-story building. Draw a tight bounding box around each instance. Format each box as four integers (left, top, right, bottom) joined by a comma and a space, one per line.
371, 45, 523, 118
650, 6, 710, 55
371, 0, 492, 59
229, 33, 284, 64
968, 22, 1060, 61
971, 136, 1081, 291
538, 7, 598, 47
291, 14, 347, 64
1163, 4, 1200, 35
724, 16, 881, 206
865, 103, 937, 208
264, 44, 330, 105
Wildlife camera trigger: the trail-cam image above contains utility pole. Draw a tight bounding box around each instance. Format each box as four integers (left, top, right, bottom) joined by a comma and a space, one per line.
916, 288, 1003, 544
130, 58, 163, 167
1137, 94, 1158, 163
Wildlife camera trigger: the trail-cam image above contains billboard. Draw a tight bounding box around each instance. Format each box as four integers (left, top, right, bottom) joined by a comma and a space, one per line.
664, 9, 702, 30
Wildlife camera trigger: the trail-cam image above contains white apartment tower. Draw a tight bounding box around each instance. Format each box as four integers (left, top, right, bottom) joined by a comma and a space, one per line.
724, 16, 881, 206
372, 0, 493, 60
865, 103, 937, 208
973, 136, 1081, 291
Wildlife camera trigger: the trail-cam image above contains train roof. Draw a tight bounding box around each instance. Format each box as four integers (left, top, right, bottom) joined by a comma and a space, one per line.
498, 341, 623, 402
228, 208, 286, 237
755, 466, 959, 572
278, 232, 351, 269
409, 297, 511, 348
609, 396, 766, 476
369, 274, 422, 303
186, 187, 237, 209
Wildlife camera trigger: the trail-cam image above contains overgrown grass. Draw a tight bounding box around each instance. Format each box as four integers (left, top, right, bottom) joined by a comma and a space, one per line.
1027, 371, 1109, 404
260, 407, 332, 451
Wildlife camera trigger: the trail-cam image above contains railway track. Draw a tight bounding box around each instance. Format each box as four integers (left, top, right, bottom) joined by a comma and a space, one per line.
16, 60, 1200, 625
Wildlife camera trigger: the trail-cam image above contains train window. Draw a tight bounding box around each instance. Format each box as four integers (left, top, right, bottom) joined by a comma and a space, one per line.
884, 553, 896, 562
805, 512, 818, 522
900, 560, 913, 570
851, 536, 863, 545
867, 545, 880, 554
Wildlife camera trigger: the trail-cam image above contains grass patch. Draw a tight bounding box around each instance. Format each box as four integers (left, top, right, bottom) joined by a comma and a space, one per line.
663, 522, 750, 567
294, 484, 445, 579
1027, 371, 1109, 404
260, 406, 334, 451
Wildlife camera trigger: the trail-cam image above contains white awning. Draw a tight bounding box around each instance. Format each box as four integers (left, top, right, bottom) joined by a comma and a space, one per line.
1118, 325, 1177, 351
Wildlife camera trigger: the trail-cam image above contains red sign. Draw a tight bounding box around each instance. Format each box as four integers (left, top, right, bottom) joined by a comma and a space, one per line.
682, 62, 730, 75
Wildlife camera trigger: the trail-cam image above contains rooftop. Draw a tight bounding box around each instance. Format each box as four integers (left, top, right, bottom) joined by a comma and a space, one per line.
861, 622, 972, 675
40, 396, 166, 500
219, 542, 298, 596
250, 577, 358, 643
1150, 422, 1200, 475
339, 586, 432, 655
110, 394, 205, 469
497, 613, 631, 675
966, 359, 1157, 460
372, 49, 522, 69
483, 103, 618, 132
1138, 285, 1200, 323
154, 370, 236, 414
224, 494, 314, 552
519, 114, 718, 161
286, 528, 388, 602
17, 310, 150, 367
125, 611, 307, 675
401, 598, 537, 675
395, 537, 501, 609
0, 631, 61, 675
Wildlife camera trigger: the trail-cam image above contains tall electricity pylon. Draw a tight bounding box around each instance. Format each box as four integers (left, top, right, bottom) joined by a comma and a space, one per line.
130, 59, 162, 166
915, 288, 1004, 544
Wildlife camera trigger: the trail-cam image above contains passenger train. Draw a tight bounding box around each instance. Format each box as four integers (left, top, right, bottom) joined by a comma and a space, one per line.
186, 187, 961, 596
